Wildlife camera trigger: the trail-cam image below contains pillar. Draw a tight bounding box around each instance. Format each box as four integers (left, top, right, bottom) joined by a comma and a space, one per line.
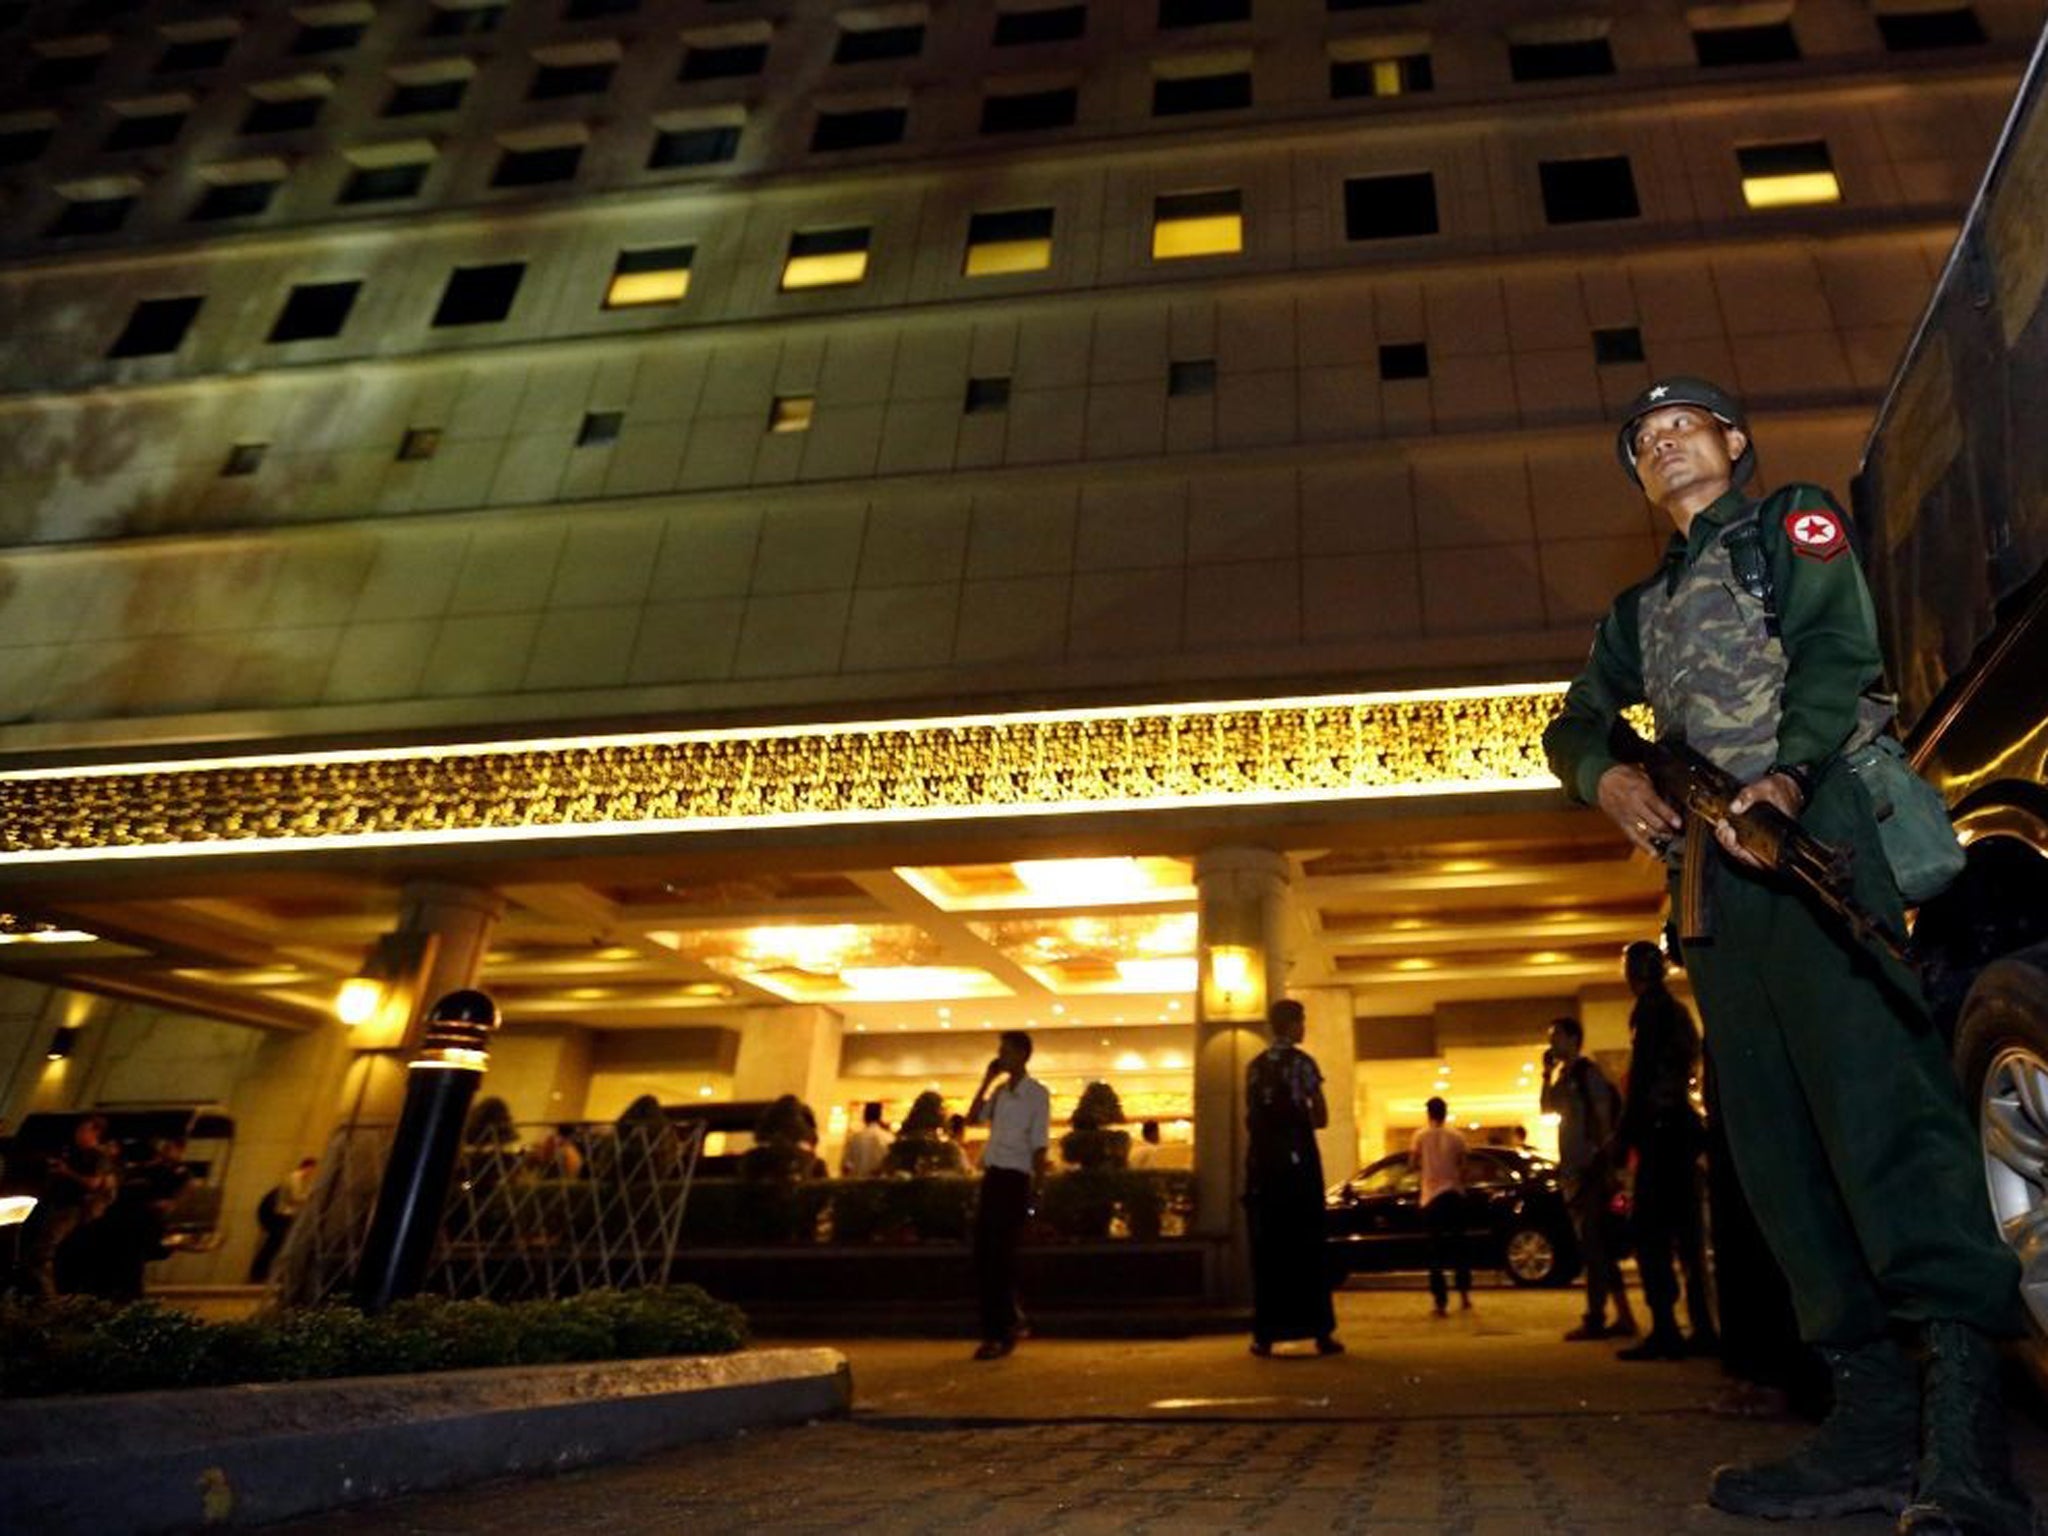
1193, 846, 1290, 1304
732, 1005, 845, 1115
1299, 986, 1360, 1184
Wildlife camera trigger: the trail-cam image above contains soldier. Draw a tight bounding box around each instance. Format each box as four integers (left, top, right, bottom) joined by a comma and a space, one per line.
1543, 377, 2035, 1535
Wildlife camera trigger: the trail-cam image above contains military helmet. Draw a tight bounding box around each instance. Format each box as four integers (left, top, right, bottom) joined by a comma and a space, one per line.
1615, 375, 1755, 488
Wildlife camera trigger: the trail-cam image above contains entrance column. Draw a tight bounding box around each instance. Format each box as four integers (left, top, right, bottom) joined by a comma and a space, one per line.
1193, 846, 1290, 1304
1298, 986, 1360, 1185
732, 1005, 845, 1117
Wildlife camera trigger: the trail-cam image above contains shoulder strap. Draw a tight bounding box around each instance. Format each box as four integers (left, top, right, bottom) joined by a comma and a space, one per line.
1717, 504, 1780, 637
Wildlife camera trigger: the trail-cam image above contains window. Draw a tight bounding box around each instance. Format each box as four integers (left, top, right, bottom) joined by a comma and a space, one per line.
1592, 325, 1645, 364
426, 4, 504, 36
680, 41, 768, 80
269, 280, 360, 341
341, 161, 428, 202
649, 123, 741, 167
994, 6, 1085, 44
1509, 37, 1614, 80
964, 208, 1054, 276
577, 410, 624, 446
1378, 341, 1427, 380
1877, 6, 1984, 49
220, 443, 267, 477
835, 23, 924, 62
1168, 358, 1217, 396
1692, 21, 1799, 65
108, 295, 202, 357
292, 21, 365, 56
566, 0, 636, 15
1330, 53, 1432, 97
1539, 156, 1640, 223
531, 61, 614, 99
1153, 68, 1251, 115
1738, 140, 1839, 208
432, 263, 524, 326
0, 123, 53, 165
981, 86, 1077, 133
493, 143, 583, 186
29, 50, 104, 90
106, 110, 186, 151
48, 195, 134, 237
811, 106, 907, 152
191, 179, 279, 220
1342, 172, 1438, 239
396, 427, 441, 461
605, 245, 694, 307
1328, 0, 1419, 9
964, 376, 1011, 413
769, 396, 815, 433
243, 93, 324, 133
386, 79, 467, 115
1159, 0, 1248, 26
1151, 189, 1242, 259
781, 227, 870, 290
156, 35, 233, 72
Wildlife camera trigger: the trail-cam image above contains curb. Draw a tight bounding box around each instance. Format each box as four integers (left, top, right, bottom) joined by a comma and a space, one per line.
0, 1347, 850, 1535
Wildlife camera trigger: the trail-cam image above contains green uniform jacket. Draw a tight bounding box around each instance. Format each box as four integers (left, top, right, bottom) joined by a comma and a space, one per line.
1543, 484, 1886, 802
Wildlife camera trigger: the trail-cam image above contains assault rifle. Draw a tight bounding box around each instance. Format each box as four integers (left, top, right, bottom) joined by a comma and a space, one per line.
1605, 719, 1911, 967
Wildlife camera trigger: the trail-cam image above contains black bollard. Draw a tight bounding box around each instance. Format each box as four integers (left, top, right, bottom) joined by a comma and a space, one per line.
352, 988, 500, 1313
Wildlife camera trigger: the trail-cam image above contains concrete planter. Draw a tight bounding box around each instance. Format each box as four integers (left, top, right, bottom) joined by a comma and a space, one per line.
0, 1347, 849, 1536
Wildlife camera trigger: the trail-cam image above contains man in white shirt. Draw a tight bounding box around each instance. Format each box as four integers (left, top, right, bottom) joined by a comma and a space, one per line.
967, 1030, 1050, 1359
840, 1102, 891, 1178
1412, 1096, 1471, 1316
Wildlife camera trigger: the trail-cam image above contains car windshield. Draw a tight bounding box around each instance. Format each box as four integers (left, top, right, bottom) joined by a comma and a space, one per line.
1352, 1158, 1420, 1196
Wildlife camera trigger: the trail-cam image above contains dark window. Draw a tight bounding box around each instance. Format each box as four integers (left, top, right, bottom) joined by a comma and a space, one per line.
1508, 37, 1614, 81
649, 123, 741, 167
965, 376, 1012, 413
341, 161, 428, 202
190, 179, 278, 220
220, 443, 267, 477
29, 53, 103, 90
565, 0, 636, 14
1693, 22, 1800, 65
530, 61, 614, 99
0, 125, 52, 165
577, 410, 624, 446
1328, 0, 1419, 8
432, 263, 524, 326
1342, 171, 1438, 239
107, 295, 202, 357
1168, 358, 1217, 395
292, 22, 365, 56
1592, 325, 1644, 365
105, 111, 185, 151
1877, 7, 1985, 49
1331, 53, 1432, 96
47, 196, 133, 237
1378, 341, 1428, 380
396, 427, 441, 461
994, 6, 1085, 44
67, 0, 140, 21
243, 94, 323, 133
1159, 0, 1248, 26
492, 143, 583, 187
812, 106, 907, 151
386, 78, 467, 115
1154, 70, 1252, 115
156, 35, 233, 72
1539, 156, 1640, 223
981, 86, 1077, 133
426, 4, 505, 36
835, 23, 923, 62
269, 280, 360, 342
680, 42, 768, 80
967, 206, 1055, 245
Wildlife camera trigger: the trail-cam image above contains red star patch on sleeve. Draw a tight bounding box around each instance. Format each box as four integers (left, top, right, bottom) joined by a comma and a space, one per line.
1783, 507, 1847, 561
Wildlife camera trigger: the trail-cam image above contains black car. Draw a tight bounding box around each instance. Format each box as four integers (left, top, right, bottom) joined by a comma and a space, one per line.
1325, 1146, 1582, 1287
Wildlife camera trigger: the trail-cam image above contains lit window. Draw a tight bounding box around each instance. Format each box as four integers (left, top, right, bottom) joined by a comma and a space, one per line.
1151, 189, 1242, 260
769, 396, 815, 433
781, 227, 870, 290
1330, 53, 1431, 98
1738, 140, 1839, 208
605, 245, 694, 307
964, 207, 1054, 276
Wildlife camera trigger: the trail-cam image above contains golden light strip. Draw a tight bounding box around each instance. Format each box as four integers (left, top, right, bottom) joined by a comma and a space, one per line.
0, 684, 1574, 863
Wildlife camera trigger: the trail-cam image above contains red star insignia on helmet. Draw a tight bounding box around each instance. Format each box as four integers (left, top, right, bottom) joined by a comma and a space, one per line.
1783, 508, 1847, 561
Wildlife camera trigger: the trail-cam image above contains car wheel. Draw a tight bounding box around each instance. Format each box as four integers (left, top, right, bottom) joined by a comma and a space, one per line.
1502, 1224, 1562, 1286
1954, 949, 2048, 1380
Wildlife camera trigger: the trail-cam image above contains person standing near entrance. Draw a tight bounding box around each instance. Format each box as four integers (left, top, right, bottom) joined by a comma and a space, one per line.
1244, 998, 1342, 1357
967, 1031, 1049, 1360
1541, 1017, 1638, 1342
1544, 376, 2033, 1531
840, 1101, 891, 1178
1615, 941, 1716, 1363
1412, 1096, 1471, 1316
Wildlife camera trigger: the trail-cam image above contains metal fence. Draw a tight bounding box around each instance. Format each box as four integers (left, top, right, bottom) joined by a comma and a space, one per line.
273, 1118, 703, 1307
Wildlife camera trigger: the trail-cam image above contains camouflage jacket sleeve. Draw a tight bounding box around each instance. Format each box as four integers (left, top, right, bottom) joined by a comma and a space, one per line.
1764, 485, 1887, 771
1542, 586, 1648, 807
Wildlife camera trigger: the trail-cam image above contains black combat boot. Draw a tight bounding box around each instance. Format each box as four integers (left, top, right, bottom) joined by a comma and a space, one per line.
1709, 1336, 1917, 1518
1897, 1321, 2040, 1536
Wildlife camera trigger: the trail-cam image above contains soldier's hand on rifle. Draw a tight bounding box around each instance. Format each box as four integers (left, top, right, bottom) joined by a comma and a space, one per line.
1596, 764, 1682, 856
1721, 772, 1807, 870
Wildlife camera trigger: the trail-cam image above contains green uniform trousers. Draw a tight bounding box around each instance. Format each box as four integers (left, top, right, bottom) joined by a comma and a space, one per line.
1677, 761, 2022, 1346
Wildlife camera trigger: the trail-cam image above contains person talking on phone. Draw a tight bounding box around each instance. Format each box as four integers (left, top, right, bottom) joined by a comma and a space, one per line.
966, 1030, 1050, 1360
